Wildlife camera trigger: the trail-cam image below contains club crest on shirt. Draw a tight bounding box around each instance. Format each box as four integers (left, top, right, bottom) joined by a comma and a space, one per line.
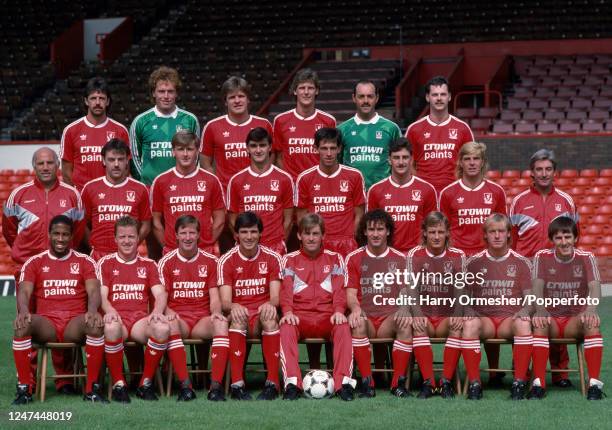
340, 180, 349, 193
106, 131, 116, 141
507, 264, 516, 277
197, 181, 206, 192
412, 190, 421, 201
198, 265, 207, 278
270, 180, 279, 192
449, 129, 458, 139
573, 265, 583, 278
361, 264, 368, 271
323, 265, 331, 273
70, 263, 80, 274
315, 123, 324, 131
176, 124, 184, 132
443, 261, 454, 273
126, 191, 136, 202
258, 262, 268, 274
555, 203, 561, 212
137, 267, 147, 279
375, 131, 383, 140
60, 199, 67, 208
388, 261, 397, 272
484, 193, 493, 204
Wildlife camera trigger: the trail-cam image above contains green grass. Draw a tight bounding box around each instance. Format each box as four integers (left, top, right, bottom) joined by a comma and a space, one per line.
0, 297, 610, 429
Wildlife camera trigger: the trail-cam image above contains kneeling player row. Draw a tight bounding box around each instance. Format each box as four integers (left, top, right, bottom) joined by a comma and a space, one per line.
11, 209, 603, 404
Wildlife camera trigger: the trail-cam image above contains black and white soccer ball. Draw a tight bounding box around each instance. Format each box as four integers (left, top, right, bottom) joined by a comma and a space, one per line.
303, 370, 334, 399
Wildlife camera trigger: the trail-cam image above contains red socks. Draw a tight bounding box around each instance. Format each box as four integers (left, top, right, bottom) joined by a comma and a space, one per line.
262, 330, 280, 387
85, 336, 105, 392
442, 337, 462, 381
352, 337, 372, 384
462, 338, 482, 383
512, 335, 533, 381
210, 336, 229, 384
532, 335, 549, 388
13, 336, 33, 387
104, 338, 125, 386
229, 329, 247, 384
413, 336, 435, 386
584, 335, 604, 381
391, 340, 412, 388
139, 337, 167, 386
167, 334, 190, 386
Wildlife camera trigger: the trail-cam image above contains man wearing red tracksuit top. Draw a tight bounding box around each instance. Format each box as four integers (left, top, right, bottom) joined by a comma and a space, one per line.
279, 213, 356, 401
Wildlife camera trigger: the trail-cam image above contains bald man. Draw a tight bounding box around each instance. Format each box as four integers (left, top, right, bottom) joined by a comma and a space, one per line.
3, 146, 85, 393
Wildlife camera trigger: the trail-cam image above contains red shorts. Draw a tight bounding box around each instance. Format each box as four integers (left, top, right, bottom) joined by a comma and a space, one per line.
369, 315, 389, 332
177, 310, 210, 334
428, 316, 447, 330
484, 316, 509, 338
552, 317, 572, 337
118, 310, 148, 336
293, 312, 335, 339
40, 311, 79, 342
262, 239, 287, 256
324, 237, 358, 258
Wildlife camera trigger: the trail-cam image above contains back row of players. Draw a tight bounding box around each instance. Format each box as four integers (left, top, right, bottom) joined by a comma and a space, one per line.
6, 68, 602, 403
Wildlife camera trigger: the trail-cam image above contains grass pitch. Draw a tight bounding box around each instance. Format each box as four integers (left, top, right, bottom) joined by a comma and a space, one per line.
0, 297, 610, 429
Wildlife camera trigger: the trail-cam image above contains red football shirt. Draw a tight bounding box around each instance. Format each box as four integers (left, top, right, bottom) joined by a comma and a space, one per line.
20, 250, 97, 317
97, 253, 160, 315
509, 186, 576, 257
367, 176, 437, 252
227, 165, 294, 247
60, 116, 130, 191
407, 245, 466, 317
272, 109, 336, 180
405, 115, 474, 193
439, 179, 507, 256
217, 245, 282, 311
82, 177, 151, 254
151, 167, 225, 250
201, 115, 273, 188
345, 246, 407, 318
466, 249, 532, 318
295, 165, 366, 240
533, 248, 599, 317
158, 248, 219, 315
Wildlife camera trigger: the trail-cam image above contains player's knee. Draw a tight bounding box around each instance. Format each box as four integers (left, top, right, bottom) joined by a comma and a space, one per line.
104, 321, 122, 341
350, 326, 367, 338
261, 318, 279, 332
462, 318, 481, 336
512, 318, 532, 335
396, 324, 412, 338
212, 318, 229, 336
230, 321, 247, 331
151, 321, 170, 341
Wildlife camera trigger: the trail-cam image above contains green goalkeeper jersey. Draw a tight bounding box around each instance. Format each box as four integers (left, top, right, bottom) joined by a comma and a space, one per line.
338, 113, 401, 190
129, 106, 200, 185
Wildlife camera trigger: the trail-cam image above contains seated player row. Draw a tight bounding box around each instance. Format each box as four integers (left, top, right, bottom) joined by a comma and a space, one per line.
11, 207, 602, 405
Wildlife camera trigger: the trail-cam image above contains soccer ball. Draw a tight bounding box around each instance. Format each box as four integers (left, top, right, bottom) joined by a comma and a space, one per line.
303, 370, 334, 399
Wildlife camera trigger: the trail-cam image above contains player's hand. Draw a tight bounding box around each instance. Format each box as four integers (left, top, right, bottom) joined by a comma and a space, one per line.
450, 317, 464, 331
532, 309, 551, 329
148, 312, 166, 324
230, 304, 249, 325
394, 309, 412, 329
14, 312, 32, 330
85, 312, 103, 328
280, 311, 300, 326
348, 310, 364, 329
580, 310, 600, 329
165, 310, 179, 321
258, 302, 278, 322
512, 308, 531, 321
411, 316, 428, 332
103, 311, 121, 324
330, 312, 347, 325
211, 312, 227, 322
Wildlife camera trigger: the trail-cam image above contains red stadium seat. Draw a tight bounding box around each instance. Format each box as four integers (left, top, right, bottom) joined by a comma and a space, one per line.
486, 170, 501, 179
502, 170, 521, 178
560, 169, 579, 178
507, 187, 523, 197
521, 170, 532, 178
598, 205, 612, 214
584, 225, 604, 235
604, 195, 612, 204
589, 187, 607, 196
497, 178, 514, 187
555, 177, 573, 187
601, 169, 612, 177
580, 169, 598, 177
515, 178, 530, 187
582, 195, 601, 206
574, 177, 592, 186
595, 246, 612, 256
579, 235, 598, 246
591, 215, 610, 225
593, 177, 612, 186
578, 205, 595, 215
